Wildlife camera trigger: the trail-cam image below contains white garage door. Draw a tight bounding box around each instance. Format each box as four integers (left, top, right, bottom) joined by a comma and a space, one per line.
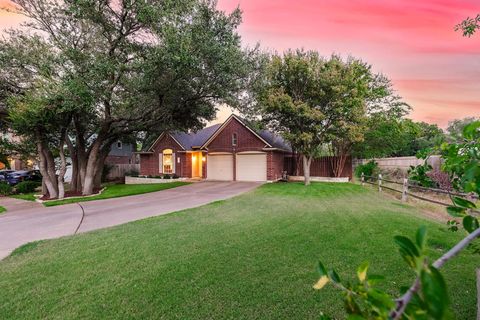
236, 153, 267, 181
207, 154, 234, 181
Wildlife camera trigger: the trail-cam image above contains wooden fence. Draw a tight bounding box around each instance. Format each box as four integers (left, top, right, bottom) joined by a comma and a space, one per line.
106, 164, 140, 180
361, 173, 479, 210
285, 156, 353, 179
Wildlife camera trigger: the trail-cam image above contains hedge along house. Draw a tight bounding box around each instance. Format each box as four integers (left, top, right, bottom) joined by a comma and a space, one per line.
137, 114, 353, 182
137, 114, 292, 182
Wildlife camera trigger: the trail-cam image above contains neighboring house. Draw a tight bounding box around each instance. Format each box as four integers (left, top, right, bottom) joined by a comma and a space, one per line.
105, 140, 138, 165
0, 131, 36, 170
138, 114, 292, 182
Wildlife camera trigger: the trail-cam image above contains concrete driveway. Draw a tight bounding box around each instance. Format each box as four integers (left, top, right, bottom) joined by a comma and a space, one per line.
0, 182, 260, 259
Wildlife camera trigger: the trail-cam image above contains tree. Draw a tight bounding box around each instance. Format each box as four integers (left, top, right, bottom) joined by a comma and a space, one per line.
1, 0, 256, 196
446, 117, 479, 143
455, 14, 480, 37
353, 118, 445, 159
314, 121, 480, 319
256, 50, 406, 184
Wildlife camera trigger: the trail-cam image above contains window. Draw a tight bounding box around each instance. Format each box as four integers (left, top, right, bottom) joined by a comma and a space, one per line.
232, 133, 238, 146
117, 140, 122, 149
162, 149, 173, 174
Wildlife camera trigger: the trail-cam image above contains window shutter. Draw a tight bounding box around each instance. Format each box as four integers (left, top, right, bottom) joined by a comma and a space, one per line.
159, 153, 163, 173
172, 152, 176, 174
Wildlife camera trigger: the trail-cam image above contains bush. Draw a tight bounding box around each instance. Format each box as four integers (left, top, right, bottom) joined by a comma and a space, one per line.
427, 169, 452, 190
163, 174, 171, 179
15, 181, 40, 194
354, 160, 378, 179
0, 181, 13, 196
408, 162, 435, 187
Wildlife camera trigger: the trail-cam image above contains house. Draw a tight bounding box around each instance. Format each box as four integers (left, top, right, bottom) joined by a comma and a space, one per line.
138, 114, 353, 182
138, 114, 291, 182
105, 140, 138, 165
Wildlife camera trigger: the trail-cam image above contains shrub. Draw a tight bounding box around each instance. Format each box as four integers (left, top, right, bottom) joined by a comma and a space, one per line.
354, 160, 378, 179
172, 174, 179, 179
427, 169, 452, 190
408, 162, 435, 187
0, 181, 13, 196
125, 169, 139, 177
15, 181, 40, 194
163, 174, 171, 179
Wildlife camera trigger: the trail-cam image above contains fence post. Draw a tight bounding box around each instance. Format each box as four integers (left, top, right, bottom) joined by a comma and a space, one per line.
378, 174, 382, 192
402, 178, 408, 202
361, 172, 364, 186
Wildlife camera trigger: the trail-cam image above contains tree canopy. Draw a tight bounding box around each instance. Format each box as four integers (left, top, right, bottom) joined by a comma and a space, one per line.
255, 50, 406, 184
0, 0, 257, 197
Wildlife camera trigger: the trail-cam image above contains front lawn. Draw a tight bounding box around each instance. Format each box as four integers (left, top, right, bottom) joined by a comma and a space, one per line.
0, 206, 5, 214
44, 182, 190, 206
10, 193, 36, 201
0, 183, 477, 319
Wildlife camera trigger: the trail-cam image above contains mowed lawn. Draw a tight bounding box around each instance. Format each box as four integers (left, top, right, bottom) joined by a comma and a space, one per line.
44, 182, 190, 206
0, 183, 477, 319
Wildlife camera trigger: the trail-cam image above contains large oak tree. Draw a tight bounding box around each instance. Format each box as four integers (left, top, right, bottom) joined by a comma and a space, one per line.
0, 0, 257, 196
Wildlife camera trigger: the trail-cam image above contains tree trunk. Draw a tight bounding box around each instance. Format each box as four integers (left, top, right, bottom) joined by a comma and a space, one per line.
94, 149, 109, 189
57, 131, 67, 199
303, 155, 312, 186
82, 145, 100, 196
37, 139, 58, 199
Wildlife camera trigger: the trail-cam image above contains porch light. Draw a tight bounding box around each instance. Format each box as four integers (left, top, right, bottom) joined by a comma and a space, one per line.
202, 156, 206, 162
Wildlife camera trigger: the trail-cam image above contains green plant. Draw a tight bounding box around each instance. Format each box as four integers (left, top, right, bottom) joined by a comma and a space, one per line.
0, 181, 13, 196
315, 121, 480, 319
15, 181, 40, 194
354, 160, 378, 179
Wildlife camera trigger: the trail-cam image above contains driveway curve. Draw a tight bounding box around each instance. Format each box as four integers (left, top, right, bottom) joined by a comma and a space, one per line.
0, 182, 260, 259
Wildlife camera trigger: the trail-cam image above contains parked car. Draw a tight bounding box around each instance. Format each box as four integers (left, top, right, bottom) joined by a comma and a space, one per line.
0, 170, 15, 183
6, 170, 42, 185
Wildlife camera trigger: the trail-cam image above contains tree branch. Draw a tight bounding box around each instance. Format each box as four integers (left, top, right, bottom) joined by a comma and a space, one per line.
391, 227, 480, 319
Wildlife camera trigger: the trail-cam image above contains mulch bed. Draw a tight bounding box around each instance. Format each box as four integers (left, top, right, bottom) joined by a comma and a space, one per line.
40, 188, 102, 201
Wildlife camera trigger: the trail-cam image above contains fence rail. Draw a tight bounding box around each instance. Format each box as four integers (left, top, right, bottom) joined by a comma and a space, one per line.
361, 173, 480, 214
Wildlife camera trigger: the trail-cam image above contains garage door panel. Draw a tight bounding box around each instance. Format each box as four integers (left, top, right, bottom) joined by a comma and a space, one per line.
236, 153, 267, 181
207, 154, 233, 181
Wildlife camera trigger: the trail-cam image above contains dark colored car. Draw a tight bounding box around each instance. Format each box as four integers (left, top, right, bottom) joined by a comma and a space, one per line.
0, 170, 15, 183
6, 170, 42, 185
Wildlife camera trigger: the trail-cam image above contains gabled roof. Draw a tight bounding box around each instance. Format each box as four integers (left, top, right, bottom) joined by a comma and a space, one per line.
141, 114, 291, 153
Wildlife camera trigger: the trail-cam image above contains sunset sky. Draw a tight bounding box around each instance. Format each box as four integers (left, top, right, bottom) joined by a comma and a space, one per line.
1, 0, 479, 127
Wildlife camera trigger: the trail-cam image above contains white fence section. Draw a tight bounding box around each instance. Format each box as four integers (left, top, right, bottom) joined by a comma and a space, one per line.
353, 155, 442, 172
107, 164, 140, 180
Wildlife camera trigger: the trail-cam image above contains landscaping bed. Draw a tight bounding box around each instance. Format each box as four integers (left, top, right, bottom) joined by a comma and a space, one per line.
125, 176, 188, 184
0, 182, 477, 319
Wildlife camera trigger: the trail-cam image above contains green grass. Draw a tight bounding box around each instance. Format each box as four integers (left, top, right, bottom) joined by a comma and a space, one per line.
0, 182, 477, 319
10, 193, 36, 201
44, 182, 190, 206
0, 206, 5, 214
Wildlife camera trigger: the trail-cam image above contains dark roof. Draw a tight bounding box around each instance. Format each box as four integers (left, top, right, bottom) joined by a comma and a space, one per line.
145, 115, 291, 152
170, 124, 222, 150
257, 130, 292, 152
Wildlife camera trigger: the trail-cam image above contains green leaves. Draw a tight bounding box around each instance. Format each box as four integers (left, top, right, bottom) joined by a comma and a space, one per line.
420, 266, 449, 319
463, 216, 480, 233
357, 261, 369, 282
394, 235, 420, 268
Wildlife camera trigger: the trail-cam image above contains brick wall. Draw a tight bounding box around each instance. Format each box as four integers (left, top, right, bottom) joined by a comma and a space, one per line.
207, 118, 267, 153
139, 134, 187, 177
267, 151, 286, 181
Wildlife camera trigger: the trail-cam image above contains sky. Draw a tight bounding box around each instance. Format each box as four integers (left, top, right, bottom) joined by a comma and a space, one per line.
1, 0, 479, 127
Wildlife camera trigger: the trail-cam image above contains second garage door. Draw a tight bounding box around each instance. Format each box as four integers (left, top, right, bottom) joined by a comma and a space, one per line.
236, 153, 267, 181
207, 154, 234, 181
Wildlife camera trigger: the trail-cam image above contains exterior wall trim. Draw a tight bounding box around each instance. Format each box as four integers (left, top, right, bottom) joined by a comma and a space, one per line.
146, 132, 185, 152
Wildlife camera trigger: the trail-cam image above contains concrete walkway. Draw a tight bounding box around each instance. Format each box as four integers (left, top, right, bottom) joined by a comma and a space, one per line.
0, 182, 260, 259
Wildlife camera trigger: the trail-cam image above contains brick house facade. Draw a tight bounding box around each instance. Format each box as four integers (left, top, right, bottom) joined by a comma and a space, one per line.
138, 114, 352, 181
